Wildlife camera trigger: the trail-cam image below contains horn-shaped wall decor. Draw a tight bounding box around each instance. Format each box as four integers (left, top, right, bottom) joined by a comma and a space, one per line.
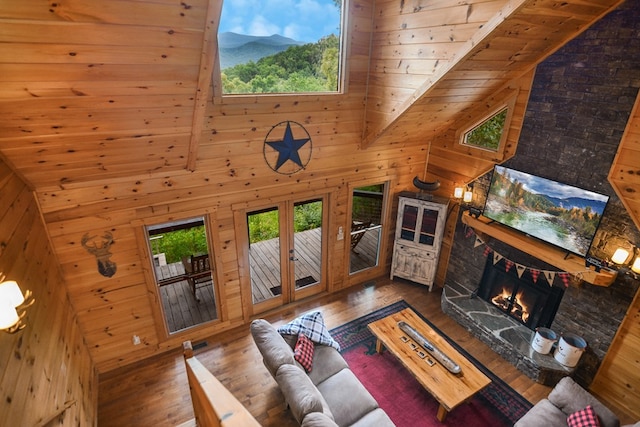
81, 231, 117, 277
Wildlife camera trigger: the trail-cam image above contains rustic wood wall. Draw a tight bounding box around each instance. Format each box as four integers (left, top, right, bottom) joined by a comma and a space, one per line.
592, 90, 640, 419
0, 0, 634, 391
609, 91, 640, 231
0, 158, 97, 426
11, 0, 437, 373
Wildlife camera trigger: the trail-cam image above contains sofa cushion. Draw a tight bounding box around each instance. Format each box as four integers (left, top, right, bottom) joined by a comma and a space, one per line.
514, 399, 568, 427
294, 333, 315, 373
548, 377, 619, 427
277, 311, 341, 350
250, 319, 296, 377
276, 364, 332, 423
316, 368, 379, 427
567, 405, 602, 427
307, 344, 349, 386
300, 412, 340, 427
349, 407, 396, 427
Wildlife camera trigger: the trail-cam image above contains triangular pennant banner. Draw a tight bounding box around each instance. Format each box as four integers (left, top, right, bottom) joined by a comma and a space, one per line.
493, 252, 503, 265
530, 269, 540, 283
544, 271, 556, 286
505, 260, 514, 272
465, 225, 584, 282
465, 227, 475, 239
516, 264, 526, 278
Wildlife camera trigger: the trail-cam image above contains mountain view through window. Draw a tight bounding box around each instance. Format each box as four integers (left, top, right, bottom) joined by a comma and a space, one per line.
218, 0, 343, 95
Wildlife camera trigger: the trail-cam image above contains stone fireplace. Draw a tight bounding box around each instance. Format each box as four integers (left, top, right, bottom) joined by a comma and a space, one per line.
477, 257, 564, 330
442, 211, 637, 387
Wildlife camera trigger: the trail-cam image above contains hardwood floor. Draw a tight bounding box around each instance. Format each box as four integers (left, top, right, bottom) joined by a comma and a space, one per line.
97, 277, 553, 426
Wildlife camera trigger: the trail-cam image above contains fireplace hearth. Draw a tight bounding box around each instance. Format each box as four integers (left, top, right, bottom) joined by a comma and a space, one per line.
477, 257, 564, 330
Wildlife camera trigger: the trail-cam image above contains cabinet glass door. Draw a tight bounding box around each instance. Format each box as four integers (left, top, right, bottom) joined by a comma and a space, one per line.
400, 205, 419, 241
419, 208, 439, 245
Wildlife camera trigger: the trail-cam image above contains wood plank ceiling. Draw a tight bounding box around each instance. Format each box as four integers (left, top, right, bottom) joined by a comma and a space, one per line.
0, 0, 625, 190
2, 0, 634, 226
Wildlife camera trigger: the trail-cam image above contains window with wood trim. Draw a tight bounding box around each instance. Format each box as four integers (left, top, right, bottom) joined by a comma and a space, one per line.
461, 107, 509, 152
456, 91, 517, 161
217, 0, 345, 95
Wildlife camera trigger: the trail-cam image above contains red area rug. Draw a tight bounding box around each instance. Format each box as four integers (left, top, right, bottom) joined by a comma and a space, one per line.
329, 300, 532, 427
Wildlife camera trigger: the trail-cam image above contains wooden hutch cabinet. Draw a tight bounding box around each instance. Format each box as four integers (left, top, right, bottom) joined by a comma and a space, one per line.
390, 192, 449, 291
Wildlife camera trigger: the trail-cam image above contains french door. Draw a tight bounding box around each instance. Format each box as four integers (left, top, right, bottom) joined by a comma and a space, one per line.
243, 196, 327, 314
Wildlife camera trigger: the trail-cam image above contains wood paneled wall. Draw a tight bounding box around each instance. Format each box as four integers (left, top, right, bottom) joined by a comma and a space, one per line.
609, 91, 640, 230
22, 0, 437, 373
593, 89, 640, 419
0, 158, 97, 426
0, 0, 633, 383
591, 286, 640, 419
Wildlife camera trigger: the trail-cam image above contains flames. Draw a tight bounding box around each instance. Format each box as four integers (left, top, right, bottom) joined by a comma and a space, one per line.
491, 288, 530, 324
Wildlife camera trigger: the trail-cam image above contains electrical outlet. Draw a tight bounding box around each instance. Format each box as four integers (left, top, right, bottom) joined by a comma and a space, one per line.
132, 335, 141, 345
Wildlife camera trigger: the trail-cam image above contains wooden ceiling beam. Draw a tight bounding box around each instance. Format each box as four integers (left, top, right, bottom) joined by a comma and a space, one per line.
186, 0, 222, 171
361, 0, 624, 149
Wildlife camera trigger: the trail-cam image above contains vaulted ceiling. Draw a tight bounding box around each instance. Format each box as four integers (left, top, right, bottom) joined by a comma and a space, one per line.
3, 0, 637, 235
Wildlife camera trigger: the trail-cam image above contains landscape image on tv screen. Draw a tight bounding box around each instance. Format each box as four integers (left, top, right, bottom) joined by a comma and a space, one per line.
483, 166, 609, 257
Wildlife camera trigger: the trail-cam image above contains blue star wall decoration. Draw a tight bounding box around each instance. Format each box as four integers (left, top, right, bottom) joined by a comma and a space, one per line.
264, 121, 312, 175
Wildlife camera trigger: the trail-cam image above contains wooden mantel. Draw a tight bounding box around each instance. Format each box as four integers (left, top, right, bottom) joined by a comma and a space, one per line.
461, 213, 617, 287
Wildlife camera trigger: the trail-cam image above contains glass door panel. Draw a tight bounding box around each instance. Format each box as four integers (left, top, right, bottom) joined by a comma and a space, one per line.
246, 196, 326, 314
419, 208, 439, 245
248, 207, 282, 305
400, 205, 418, 241
292, 199, 323, 296
349, 183, 386, 274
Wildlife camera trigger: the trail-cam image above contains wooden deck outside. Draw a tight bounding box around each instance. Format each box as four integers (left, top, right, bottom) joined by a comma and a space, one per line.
154, 260, 217, 333
250, 226, 380, 303
153, 226, 380, 327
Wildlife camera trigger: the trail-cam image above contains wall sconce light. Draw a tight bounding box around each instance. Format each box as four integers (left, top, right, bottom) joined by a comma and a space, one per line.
453, 183, 481, 218
454, 183, 474, 202
632, 256, 640, 274
0, 280, 35, 334
611, 248, 630, 265
611, 246, 640, 279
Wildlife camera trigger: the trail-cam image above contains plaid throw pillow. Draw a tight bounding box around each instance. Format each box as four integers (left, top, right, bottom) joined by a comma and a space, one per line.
294, 333, 314, 372
277, 311, 341, 351
567, 405, 602, 427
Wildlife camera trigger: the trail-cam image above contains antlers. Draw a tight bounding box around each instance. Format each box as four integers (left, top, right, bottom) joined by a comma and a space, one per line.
81, 231, 114, 255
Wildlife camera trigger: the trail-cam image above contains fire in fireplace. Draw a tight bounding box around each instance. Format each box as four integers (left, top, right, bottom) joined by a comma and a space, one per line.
477, 257, 564, 330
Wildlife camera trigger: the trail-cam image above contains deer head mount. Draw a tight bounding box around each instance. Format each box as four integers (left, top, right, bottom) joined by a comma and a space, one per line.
81, 231, 117, 278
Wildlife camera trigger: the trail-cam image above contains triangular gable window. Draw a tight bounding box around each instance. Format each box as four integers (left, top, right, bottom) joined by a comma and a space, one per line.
217, 0, 345, 95
461, 108, 508, 152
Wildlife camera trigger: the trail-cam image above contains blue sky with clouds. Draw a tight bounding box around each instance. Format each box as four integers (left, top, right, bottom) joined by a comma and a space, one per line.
219, 0, 341, 43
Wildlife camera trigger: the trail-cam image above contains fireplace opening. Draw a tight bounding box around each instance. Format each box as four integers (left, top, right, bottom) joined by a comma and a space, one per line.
477, 257, 564, 330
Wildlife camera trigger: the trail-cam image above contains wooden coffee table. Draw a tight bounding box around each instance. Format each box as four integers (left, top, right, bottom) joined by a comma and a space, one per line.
368, 307, 491, 421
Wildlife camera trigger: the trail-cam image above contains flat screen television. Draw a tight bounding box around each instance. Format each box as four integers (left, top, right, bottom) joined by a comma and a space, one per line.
483, 165, 609, 258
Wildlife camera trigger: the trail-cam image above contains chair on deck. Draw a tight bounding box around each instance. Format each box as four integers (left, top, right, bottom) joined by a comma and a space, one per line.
350, 221, 371, 254
182, 254, 212, 302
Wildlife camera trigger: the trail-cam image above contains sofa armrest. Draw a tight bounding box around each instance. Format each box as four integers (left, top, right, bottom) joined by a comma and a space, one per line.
548, 377, 620, 427
514, 399, 568, 427
276, 364, 334, 424
250, 319, 296, 377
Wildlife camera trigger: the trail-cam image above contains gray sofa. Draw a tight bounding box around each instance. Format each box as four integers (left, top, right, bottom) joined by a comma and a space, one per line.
250, 318, 395, 427
515, 376, 639, 427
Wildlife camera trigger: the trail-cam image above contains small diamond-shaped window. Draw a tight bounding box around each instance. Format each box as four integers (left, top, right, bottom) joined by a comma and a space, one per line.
462, 108, 508, 152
